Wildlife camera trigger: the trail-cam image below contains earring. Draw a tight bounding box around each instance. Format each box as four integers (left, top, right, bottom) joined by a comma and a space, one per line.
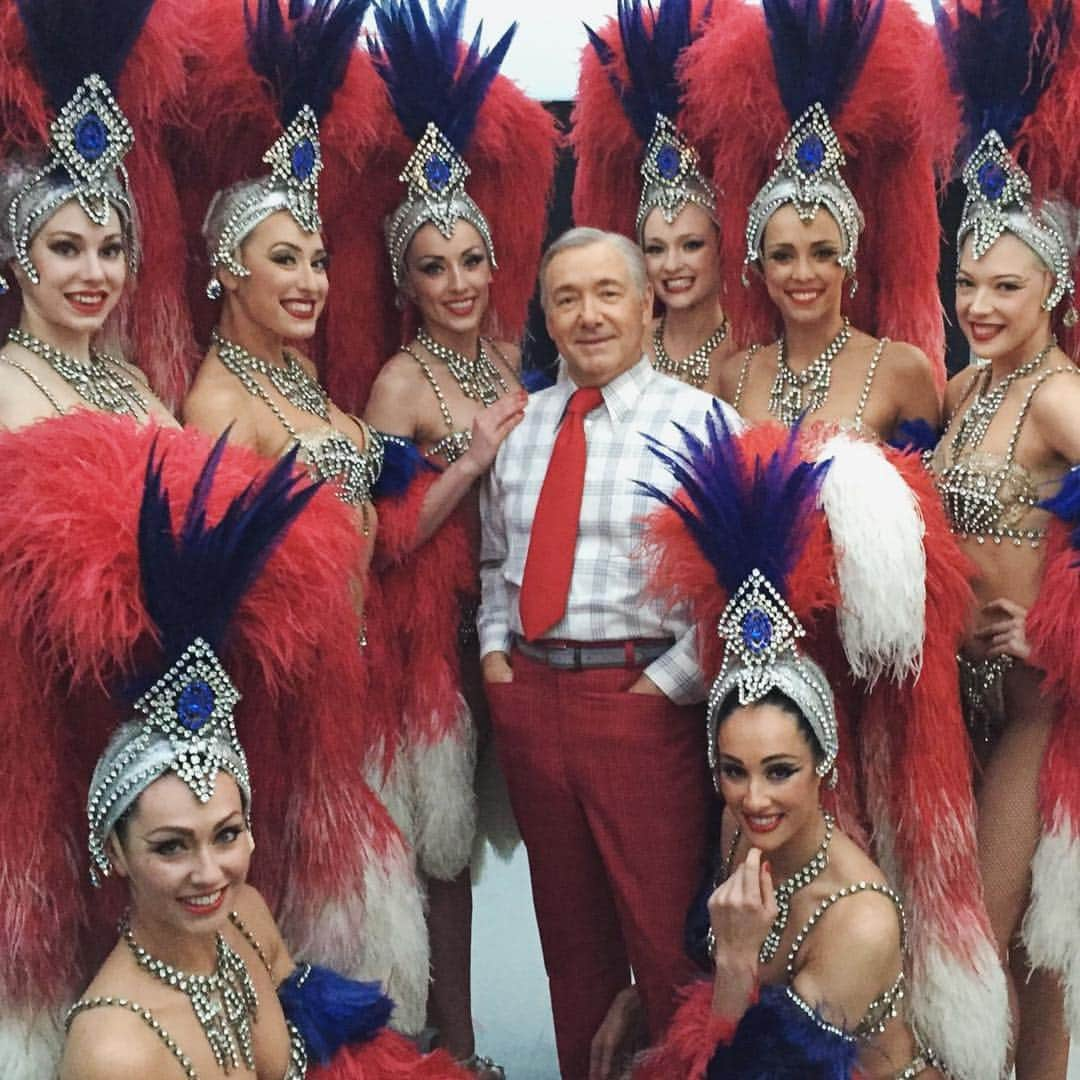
1064, 305, 1078, 329
0, 274, 8, 296
206, 278, 223, 301
848, 275, 859, 299
826, 765, 838, 789
394, 290, 406, 311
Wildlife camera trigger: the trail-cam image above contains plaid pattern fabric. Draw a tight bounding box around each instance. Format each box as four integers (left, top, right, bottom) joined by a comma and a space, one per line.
479, 358, 740, 703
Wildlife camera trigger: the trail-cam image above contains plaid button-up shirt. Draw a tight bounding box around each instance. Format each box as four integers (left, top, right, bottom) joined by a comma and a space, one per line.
479, 357, 740, 704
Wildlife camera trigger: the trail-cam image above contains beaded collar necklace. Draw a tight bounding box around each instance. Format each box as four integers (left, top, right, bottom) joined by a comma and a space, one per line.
768, 318, 851, 426
212, 328, 329, 421
948, 340, 1055, 455
725, 810, 835, 964
652, 315, 727, 389
123, 915, 258, 1072
417, 326, 510, 406
5, 328, 148, 418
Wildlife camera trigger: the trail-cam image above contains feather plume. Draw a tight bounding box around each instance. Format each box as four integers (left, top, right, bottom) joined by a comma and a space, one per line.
933, 0, 1070, 156
368, 0, 515, 153
14, 0, 155, 106
246, 0, 370, 125
763, 0, 883, 122
1039, 462, 1080, 552
637, 405, 830, 598
135, 434, 321, 685
584, 0, 702, 143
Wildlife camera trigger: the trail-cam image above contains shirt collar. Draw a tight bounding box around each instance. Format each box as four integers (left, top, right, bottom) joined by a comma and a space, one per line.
555, 355, 653, 425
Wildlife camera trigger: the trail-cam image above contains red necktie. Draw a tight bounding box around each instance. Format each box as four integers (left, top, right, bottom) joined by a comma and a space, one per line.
519, 387, 605, 641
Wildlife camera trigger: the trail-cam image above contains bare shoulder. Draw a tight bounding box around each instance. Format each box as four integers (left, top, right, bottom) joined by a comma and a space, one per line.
230, 882, 291, 977
944, 363, 981, 416
61, 1006, 173, 1079
1029, 363, 1080, 461
882, 340, 933, 380
182, 360, 256, 435
363, 351, 424, 434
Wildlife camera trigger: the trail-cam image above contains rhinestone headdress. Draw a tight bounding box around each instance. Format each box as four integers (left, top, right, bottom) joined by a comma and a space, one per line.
744, 102, 863, 282
203, 0, 368, 297
370, 0, 514, 288
639, 408, 837, 775
0, 0, 151, 292
637, 114, 716, 240
86, 435, 320, 885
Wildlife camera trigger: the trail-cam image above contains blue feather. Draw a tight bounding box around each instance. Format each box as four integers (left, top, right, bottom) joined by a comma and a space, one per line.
520, 363, 558, 393
372, 432, 432, 497
706, 984, 858, 1077
368, 0, 515, 151
132, 433, 321, 694
584, 0, 704, 143
932, 0, 1071, 154
1039, 464, 1080, 555
762, 0, 883, 122
278, 964, 394, 1064
246, 0, 370, 125
888, 417, 941, 454
14, 0, 156, 108
636, 405, 830, 599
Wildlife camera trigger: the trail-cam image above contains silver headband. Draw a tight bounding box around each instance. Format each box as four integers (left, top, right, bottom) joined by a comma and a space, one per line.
705, 568, 839, 780
86, 636, 250, 885
385, 121, 496, 289
1, 74, 139, 291
958, 129, 1075, 313
743, 102, 863, 284
204, 105, 324, 298
636, 114, 717, 243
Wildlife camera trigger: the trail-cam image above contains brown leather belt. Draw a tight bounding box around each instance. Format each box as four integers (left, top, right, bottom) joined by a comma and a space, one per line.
514, 635, 672, 671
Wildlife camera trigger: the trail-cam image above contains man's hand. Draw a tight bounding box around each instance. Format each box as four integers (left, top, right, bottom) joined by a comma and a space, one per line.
627, 673, 664, 695
589, 986, 645, 1080
481, 651, 514, 684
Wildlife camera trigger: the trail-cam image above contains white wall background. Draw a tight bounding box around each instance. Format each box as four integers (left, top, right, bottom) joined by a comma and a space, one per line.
365, 0, 937, 102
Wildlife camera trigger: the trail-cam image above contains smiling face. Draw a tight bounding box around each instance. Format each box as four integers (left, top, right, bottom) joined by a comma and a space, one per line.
223, 210, 328, 341
955, 231, 1053, 363
760, 204, 846, 328
641, 203, 721, 312
403, 219, 492, 342
110, 772, 252, 940
16, 199, 127, 342
543, 239, 653, 388
714, 699, 822, 855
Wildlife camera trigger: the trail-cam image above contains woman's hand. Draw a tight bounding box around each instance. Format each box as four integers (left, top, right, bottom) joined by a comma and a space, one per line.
976, 597, 1031, 661
708, 846, 777, 962
589, 986, 645, 1080
460, 390, 527, 479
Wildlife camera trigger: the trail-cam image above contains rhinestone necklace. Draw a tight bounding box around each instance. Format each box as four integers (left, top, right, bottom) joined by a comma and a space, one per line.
725, 811, 834, 964
212, 328, 329, 420
768, 318, 851, 426
652, 315, 727, 388
124, 915, 258, 1073
417, 327, 510, 406
6, 328, 148, 417
948, 340, 1055, 455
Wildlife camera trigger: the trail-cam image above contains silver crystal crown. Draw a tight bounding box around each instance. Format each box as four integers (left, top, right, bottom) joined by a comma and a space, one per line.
636, 114, 716, 240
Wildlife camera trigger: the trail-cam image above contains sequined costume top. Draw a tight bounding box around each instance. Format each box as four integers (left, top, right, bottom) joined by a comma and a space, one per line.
294, 420, 384, 508
929, 365, 1078, 547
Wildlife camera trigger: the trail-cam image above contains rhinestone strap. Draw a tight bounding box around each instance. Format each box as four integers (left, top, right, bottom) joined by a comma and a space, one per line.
5, 328, 149, 417
212, 328, 328, 420
651, 316, 727, 389
417, 327, 510, 406
724, 812, 834, 964
852, 337, 889, 432
65, 997, 198, 1078
732, 344, 760, 412
124, 917, 258, 1073
768, 318, 852, 426
228, 909, 274, 979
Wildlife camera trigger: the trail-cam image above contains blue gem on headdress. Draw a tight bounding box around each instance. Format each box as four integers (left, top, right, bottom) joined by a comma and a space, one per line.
74, 113, 109, 162
291, 138, 316, 181
656, 144, 681, 180
977, 160, 1007, 202
176, 679, 215, 732
741, 608, 773, 654
795, 134, 826, 176
424, 154, 452, 193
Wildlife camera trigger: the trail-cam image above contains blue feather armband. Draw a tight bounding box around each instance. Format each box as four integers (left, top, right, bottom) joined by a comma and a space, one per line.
278, 964, 394, 1065
1039, 464, 1080, 553
705, 984, 858, 1079
374, 432, 432, 498
888, 417, 940, 455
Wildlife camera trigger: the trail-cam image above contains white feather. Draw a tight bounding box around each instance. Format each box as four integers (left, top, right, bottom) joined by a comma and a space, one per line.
1022, 827, 1080, 1038
0, 1005, 65, 1079
909, 930, 1011, 1079
816, 434, 925, 682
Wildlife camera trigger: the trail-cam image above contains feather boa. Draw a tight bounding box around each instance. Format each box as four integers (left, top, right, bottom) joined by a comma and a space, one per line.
0, 413, 424, 1054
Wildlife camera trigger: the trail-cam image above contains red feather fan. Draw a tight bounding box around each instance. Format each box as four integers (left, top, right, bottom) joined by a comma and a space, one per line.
0, 0, 197, 405
679, 0, 957, 383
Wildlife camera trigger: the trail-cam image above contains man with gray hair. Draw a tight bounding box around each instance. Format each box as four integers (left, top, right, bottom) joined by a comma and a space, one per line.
479, 227, 740, 1077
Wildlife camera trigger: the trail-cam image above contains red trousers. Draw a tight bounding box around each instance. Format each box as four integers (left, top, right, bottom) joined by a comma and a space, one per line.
485, 649, 711, 1079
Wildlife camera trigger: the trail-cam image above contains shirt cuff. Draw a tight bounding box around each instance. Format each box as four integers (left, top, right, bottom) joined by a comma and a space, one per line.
644, 648, 707, 705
